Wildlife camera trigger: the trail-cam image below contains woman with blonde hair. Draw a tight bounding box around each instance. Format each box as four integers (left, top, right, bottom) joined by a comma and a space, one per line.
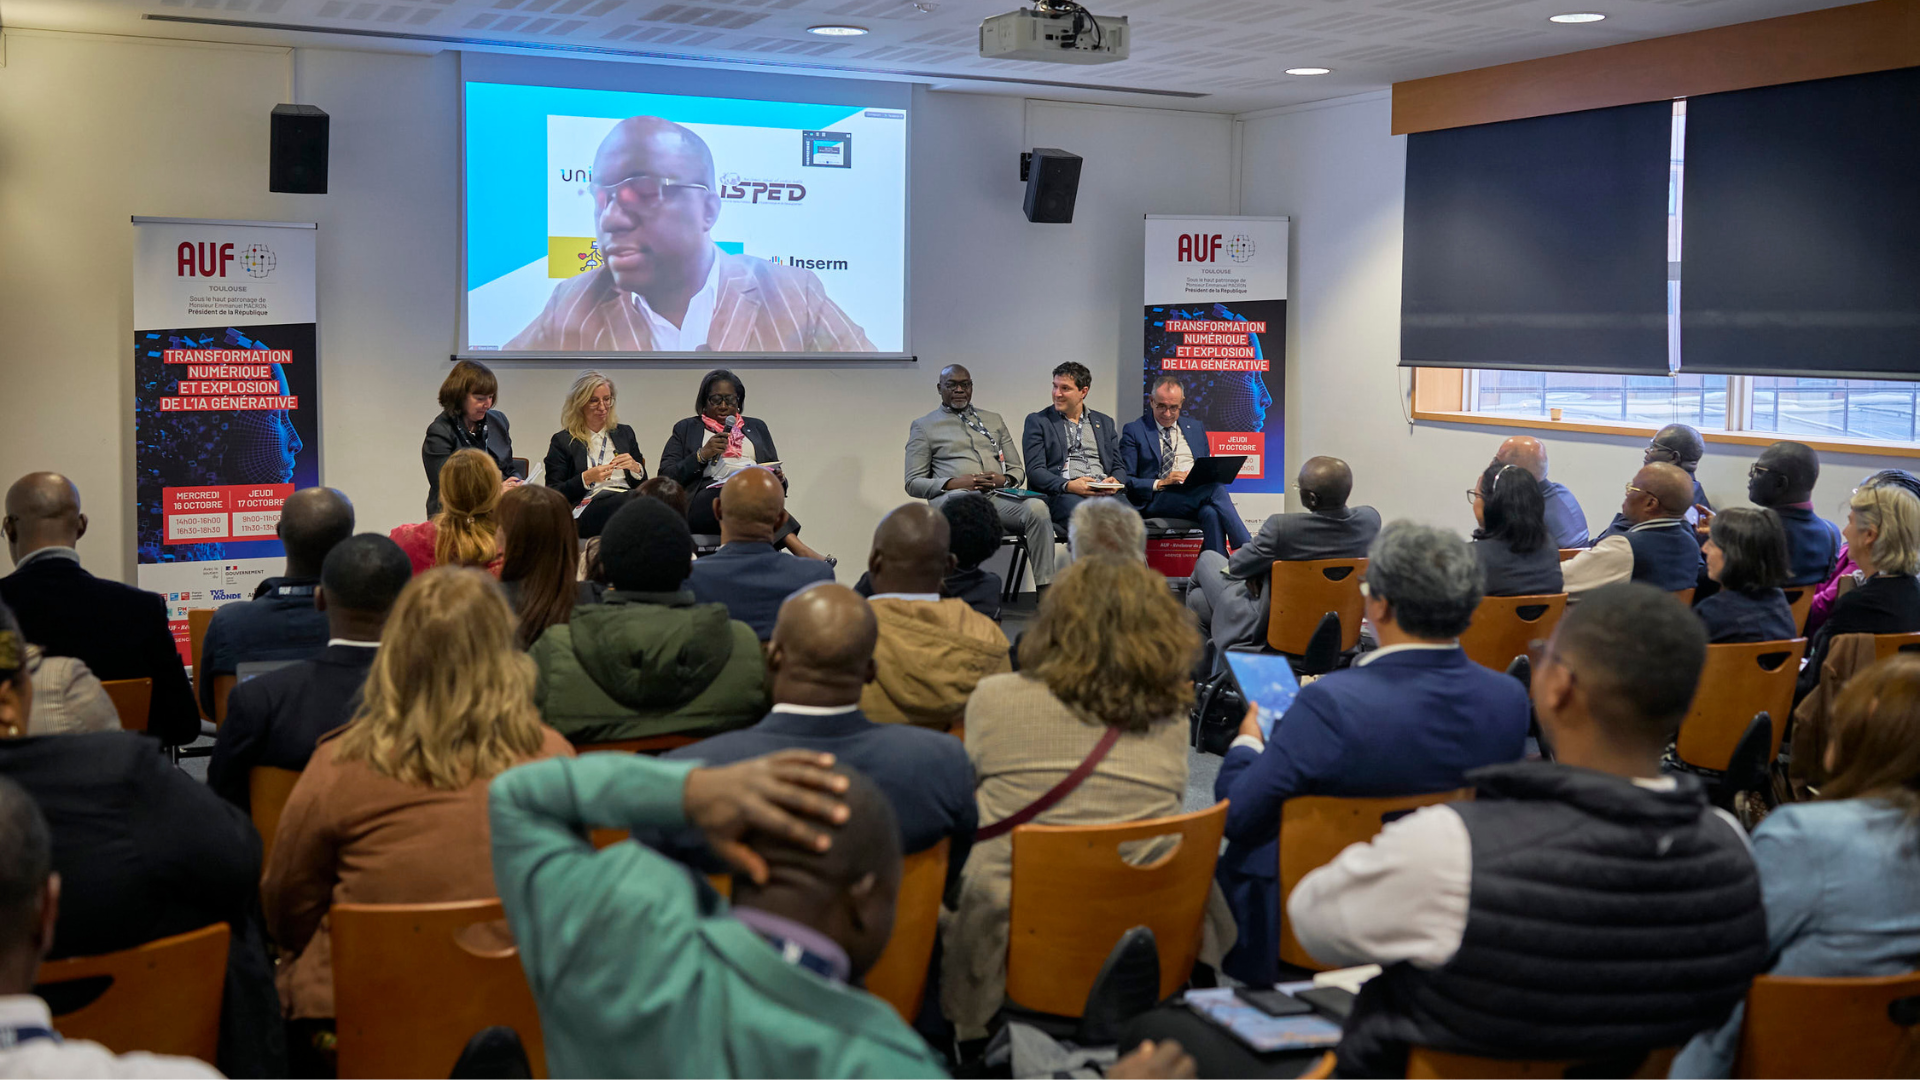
543, 372, 647, 537
941, 555, 1222, 1040
389, 448, 505, 576
1796, 481, 1920, 700
262, 567, 573, 1028
421, 359, 523, 516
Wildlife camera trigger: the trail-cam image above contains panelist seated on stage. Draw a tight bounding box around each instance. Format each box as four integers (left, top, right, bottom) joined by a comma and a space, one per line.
530, 495, 765, 746
1186, 456, 1380, 657
1563, 463, 1704, 598
904, 364, 1057, 596
1119, 375, 1252, 558
686, 469, 835, 641
660, 369, 825, 562
506, 116, 874, 354
544, 372, 646, 520
422, 359, 523, 518
1021, 361, 1127, 529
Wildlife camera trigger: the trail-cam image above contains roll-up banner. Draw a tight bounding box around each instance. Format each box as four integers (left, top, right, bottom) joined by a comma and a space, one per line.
132, 218, 319, 663
1142, 215, 1288, 495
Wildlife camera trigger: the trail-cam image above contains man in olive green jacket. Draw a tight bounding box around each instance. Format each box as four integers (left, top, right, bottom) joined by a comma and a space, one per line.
530, 495, 766, 744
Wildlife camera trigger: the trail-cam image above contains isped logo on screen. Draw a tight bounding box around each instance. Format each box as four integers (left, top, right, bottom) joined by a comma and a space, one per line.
718, 173, 807, 205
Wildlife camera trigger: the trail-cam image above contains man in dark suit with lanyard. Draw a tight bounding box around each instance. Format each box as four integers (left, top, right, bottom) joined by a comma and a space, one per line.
1118, 375, 1252, 557
1022, 362, 1127, 530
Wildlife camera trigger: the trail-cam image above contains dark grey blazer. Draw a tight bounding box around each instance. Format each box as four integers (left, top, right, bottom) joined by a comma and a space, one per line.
1203, 506, 1383, 650
422, 408, 523, 516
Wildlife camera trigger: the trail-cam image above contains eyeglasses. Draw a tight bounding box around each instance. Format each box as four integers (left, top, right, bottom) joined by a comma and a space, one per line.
1625, 483, 1651, 497
1644, 442, 1681, 462
704, 393, 740, 407
941, 380, 973, 392
1749, 463, 1776, 480
1152, 402, 1182, 412
592, 174, 712, 212
1464, 488, 1482, 505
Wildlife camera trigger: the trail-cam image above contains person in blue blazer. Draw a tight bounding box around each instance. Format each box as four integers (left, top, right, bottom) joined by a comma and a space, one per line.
1021, 362, 1129, 529
1117, 375, 1252, 556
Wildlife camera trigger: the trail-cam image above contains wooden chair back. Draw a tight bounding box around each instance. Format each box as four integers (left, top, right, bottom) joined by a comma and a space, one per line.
187, 608, 215, 722
1781, 587, 1814, 635
575, 735, 700, 754
1268, 559, 1367, 655
1672, 587, 1696, 607
331, 899, 547, 1079
1407, 1045, 1677, 1078
99, 678, 152, 734
1674, 638, 1806, 772
1738, 971, 1920, 1078
1278, 790, 1474, 970
211, 674, 236, 728
250, 766, 302, 866
1558, 548, 1584, 562
1457, 594, 1567, 672
1873, 632, 1920, 662
34, 923, 229, 1062
862, 839, 951, 1023
1006, 801, 1228, 1016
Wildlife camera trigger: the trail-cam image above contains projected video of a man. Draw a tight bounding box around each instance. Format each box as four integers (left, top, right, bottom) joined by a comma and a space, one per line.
507, 116, 875, 353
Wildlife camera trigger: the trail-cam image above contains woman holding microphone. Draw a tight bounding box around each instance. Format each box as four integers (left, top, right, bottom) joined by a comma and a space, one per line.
543, 372, 646, 536
658, 368, 825, 561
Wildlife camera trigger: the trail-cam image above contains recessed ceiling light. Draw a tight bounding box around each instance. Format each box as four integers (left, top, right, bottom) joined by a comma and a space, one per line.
1548, 12, 1606, 22
807, 24, 869, 35
1284, 67, 1332, 76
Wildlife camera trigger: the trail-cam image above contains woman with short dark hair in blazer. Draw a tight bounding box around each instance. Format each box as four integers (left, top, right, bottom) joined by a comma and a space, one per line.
543, 372, 646, 529
422, 360, 524, 516
658, 368, 828, 561
1468, 462, 1563, 597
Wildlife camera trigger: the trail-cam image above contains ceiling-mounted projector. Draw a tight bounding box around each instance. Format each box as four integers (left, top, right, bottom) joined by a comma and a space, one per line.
980, 1, 1128, 64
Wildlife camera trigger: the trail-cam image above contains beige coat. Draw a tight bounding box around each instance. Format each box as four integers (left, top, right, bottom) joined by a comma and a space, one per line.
860, 597, 1011, 730
26, 645, 120, 736
939, 673, 1198, 1038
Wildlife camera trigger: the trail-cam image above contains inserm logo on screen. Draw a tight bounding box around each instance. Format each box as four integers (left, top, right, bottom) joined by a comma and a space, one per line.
771, 256, 850, 271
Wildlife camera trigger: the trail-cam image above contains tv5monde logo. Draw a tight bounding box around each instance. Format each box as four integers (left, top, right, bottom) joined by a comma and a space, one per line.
1174, 232, 1256, 264
176, 241, 277, 278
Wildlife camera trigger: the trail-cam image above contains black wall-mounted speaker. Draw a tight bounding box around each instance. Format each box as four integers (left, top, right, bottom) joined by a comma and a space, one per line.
1022, 147, 1082, 224
271, 104, 330, 194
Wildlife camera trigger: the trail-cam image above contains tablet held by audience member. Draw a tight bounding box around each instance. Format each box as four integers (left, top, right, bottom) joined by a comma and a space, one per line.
543, 372, 645, 512
1694, 507, 1796, 644
422, 360, 523, 517
529, 495, 765, 745
942, 555, 1215, 1041
660, 369, 826, 560
858, 504, 1010, 730
1469, 462, 1563, 597
496, 485, 596, 650
1289, 583, 1766, 1076
207, 534, 412, 811
390, 449, 505, 577
262, 567, 574, 1026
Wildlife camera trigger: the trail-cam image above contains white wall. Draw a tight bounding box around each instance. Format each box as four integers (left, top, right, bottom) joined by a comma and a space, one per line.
0, 31, 1230, 582
1238, 91, 1908, 540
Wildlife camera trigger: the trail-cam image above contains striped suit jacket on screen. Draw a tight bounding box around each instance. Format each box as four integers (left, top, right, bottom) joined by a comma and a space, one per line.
505, 254, 876, 353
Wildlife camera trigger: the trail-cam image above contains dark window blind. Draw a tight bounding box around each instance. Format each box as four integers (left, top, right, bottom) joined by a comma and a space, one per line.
1680, 66, 1920, 380
1400, 101, 1673, 375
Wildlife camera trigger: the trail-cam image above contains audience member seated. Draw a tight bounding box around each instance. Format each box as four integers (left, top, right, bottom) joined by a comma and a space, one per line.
1287, 583, 1766, 1077
1673, 654, 1920, 1078
263, 567, 574, 1032
859, 504, 1010, 730
855, 492, 1007, 621
1563, 462, 1703, 597
1069, 495, 1145, 561
1214, 522, 1528, 986
1796, 482, 1920, 701
1809, 470, 1920, 633
0, 773, 220, 1077
0, 472, 197, 745
1694, 507, 1796, 644
1596, 424, 1712, 541
1469, 462, 1564, 596
496, 484, 596, 650
390, 449, 504, 577
530, 495, 765, 745
660, 369, 827, 560
667, 583, 975, 886
24, 644, 118, 736
1746, 441, 1843, 588
207, 534, 411, 810
905, 363, 1057, 597
686, 469, 835, 640
638, 475, 688, 515
1119, 376, 1253, 559
1022, 361, 1127, 529
197, 486, 354, 716
1185, 456, 1381, 658
0, 600, 282, 1075
1494, 435, 1589, 549
942, 555, 1217, 1041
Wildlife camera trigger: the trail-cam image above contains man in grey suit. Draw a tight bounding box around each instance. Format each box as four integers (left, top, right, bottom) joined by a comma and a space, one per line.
1186, 455, 1382, 656
904, 364, 1057, 594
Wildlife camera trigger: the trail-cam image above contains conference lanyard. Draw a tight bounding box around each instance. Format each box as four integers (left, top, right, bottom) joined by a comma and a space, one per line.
958, 409, 1006, 471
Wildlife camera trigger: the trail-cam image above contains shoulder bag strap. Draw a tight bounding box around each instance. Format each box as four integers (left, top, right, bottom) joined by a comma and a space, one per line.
976, 726, 1123, 842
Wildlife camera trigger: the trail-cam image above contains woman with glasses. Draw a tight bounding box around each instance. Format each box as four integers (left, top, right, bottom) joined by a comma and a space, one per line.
1467, 462, 1563, 596
1796, 482, 1920, 702
1694, 507, 1797, 644
658, 369, 827, 561
1807, 469, 1920, 633
544, 372, 646, 537
422, 359, 523, 517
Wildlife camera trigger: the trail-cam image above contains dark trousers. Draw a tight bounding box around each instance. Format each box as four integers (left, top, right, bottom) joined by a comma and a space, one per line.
687, 483, 801, 544
1046, 491, 1131, 528
1140, 484, 1252, 556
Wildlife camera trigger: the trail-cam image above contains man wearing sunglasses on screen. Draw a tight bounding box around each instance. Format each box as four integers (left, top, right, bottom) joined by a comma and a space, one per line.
507, 116, 875, 353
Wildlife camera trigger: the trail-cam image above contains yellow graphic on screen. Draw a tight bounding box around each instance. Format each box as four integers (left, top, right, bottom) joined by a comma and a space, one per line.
548, 236, 603, 279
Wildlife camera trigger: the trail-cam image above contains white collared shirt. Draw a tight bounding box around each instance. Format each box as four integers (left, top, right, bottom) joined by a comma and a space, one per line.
0, 996, 219, 1078
1157, 422, 1195, 476
585, 428, 633, 496
632, 246, 721, 351
326, 638, 380, 649
770, 703, 861, 716
869, 592, 942, 602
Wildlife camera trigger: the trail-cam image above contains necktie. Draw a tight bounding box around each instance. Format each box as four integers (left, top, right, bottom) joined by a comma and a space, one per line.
1160, 426, 1175, 479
